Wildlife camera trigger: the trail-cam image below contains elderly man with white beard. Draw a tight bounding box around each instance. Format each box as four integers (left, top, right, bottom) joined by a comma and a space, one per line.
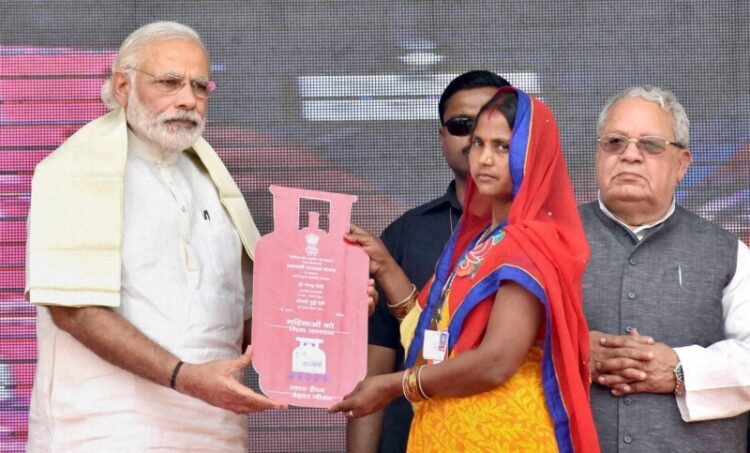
24, 21, 285, 452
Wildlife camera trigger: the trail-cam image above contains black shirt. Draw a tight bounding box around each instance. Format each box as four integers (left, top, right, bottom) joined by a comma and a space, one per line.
368, 181, 462, 453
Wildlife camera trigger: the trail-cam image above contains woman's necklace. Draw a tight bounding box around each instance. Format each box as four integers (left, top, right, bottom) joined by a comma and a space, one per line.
477, 224, 494, 243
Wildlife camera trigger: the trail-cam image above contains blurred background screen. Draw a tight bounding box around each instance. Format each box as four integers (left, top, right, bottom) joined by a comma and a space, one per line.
1, 1, 748, 451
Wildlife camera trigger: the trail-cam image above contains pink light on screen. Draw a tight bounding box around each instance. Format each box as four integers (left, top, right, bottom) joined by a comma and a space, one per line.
0, 45, 116, 451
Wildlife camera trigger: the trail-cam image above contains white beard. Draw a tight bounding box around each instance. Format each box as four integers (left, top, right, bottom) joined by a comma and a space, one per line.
125, 90, 206, 154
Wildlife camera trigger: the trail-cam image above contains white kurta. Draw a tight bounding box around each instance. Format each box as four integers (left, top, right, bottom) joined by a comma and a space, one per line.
27, 129, 251, 452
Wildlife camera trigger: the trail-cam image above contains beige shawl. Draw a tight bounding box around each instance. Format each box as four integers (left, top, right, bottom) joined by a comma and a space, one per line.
26, 108, 260, 307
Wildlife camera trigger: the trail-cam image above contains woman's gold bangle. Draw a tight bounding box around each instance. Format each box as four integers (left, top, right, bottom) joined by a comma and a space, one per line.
402, 365, 429, 403
387, 284, 417, 320
416, 365, 430, 400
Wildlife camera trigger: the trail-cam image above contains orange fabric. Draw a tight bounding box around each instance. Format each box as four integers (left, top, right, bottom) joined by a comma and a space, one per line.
407, 347, 557, 453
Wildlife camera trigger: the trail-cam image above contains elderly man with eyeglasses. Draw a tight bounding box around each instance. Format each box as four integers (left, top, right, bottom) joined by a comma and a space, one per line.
579, 85, 750, 452
25, 21, 285, 452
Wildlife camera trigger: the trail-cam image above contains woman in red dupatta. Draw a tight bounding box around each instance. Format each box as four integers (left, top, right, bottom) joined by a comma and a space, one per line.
330, 87, 599, 452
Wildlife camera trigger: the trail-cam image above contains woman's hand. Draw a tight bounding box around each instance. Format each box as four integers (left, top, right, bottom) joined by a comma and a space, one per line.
345, 224, 396, 278
366, 278, 377, 316
345, 224, 414, 309
328, 373, 402, 419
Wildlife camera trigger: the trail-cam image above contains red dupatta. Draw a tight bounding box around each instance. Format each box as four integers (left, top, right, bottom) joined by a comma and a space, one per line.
405, 88, 599, 452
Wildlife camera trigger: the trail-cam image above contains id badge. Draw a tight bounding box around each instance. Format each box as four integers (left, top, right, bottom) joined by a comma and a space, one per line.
422, 330, 449, 363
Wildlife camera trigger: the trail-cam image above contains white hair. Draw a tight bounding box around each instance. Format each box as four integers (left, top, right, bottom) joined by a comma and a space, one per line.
101, 21, 207, 110
597, 85, 690, 147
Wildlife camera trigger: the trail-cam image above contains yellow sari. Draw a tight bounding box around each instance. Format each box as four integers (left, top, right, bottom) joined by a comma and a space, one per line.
401, 304, 557, 453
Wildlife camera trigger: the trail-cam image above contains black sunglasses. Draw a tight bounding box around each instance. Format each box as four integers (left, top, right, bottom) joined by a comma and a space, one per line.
444, 117, 475, 136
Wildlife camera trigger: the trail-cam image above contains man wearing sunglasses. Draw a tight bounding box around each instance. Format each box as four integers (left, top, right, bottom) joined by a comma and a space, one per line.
347, 70, 509, 453
25, 22, 284, 452
580, 85, 750, 452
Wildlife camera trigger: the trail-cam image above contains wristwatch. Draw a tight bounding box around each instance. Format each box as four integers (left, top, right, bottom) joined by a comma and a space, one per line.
673, 362, 685, 396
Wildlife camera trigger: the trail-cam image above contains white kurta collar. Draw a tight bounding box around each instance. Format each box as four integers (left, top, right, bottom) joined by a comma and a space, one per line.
597, 191, 676, 241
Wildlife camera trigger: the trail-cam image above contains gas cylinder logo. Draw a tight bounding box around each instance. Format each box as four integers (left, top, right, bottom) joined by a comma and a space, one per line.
292, 337, 327, 374
305, 233, 320, 256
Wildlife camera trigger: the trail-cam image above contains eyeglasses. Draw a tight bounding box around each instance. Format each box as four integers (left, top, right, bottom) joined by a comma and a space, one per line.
128, 67, 216, 99
444, 116, 475, 136
597, 133, 686, 155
